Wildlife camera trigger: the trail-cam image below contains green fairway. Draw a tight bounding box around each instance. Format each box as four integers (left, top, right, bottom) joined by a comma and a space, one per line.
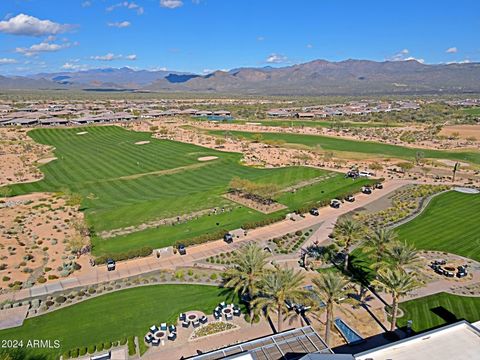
208, 130, 480, 165
228, 119, 399, 128
396, 191, 480, 261
0, 284, 231, 359
398, 292, 480, 333
7, 126, 372, 256
462, 107, 480, 116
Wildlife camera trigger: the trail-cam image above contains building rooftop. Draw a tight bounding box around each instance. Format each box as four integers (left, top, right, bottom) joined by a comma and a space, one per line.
190, 326, 332, 360
355, 321, 480, 360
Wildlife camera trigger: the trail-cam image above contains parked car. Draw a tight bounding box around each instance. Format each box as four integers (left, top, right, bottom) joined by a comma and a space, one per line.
344, 194, 355, 202
106, 258, 116, 271
359, 171, 374, 177
223, 233, 233, 243
177, 244, 187, 255
330, 199, 341, 208
309, 208, 319, 216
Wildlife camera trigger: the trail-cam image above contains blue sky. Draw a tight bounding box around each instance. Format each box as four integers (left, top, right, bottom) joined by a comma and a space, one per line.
0, 0, 479, 75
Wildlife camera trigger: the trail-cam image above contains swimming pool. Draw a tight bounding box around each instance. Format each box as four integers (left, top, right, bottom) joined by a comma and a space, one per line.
334, 317, 364, 345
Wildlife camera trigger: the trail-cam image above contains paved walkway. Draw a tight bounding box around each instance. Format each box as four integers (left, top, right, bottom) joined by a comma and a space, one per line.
0, 179, 412, 303
0, 305, 29, 330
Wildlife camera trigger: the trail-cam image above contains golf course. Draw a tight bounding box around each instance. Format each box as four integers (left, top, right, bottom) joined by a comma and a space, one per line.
396, 190, 480, 262
7, 126, 372, 257
207, 130, 480, 165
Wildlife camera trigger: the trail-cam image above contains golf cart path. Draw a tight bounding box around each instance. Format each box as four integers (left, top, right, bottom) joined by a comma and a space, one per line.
0, 179, 413, 303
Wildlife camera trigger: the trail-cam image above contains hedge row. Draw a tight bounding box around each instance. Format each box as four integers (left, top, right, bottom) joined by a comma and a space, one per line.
63, 339, 123, 358
95, 246, 153, 264
127, 336, 136, 356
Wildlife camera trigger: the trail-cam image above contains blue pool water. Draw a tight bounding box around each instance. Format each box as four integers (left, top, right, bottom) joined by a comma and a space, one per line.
334, 318, 364, 344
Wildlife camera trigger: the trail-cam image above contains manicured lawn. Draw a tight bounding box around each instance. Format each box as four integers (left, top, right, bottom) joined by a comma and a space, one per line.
0, 284, 233, 359
462, 107, 480, 116
230, 119, 399, 128
398, 292, 480, 333
9, 126, 363, 255
396, 191, 480, 262
208, 130, 480, 165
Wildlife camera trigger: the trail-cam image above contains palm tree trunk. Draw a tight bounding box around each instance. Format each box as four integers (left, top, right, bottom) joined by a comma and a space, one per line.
344, 252, 349, 272
390, 295, 398, 332
325, 302, 333, 346
277, 304, 283, 333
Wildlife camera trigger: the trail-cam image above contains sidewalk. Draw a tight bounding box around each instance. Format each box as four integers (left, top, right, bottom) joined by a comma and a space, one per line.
0, 179, 412, 304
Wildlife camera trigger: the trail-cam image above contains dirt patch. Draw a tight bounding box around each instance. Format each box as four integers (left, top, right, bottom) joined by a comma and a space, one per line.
198, 156, 218, 162
437, 159, 470, 167
0, 193, 91, 293
37, 157, 57, 164
440, 125, 480, 140
135, 141, 150, 145
76, 131, 88, 135
224, 193, 287, 214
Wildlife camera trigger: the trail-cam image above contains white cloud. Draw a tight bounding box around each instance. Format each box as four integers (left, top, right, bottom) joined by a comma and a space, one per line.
306, 44, 313, 49
90, 53, 137, 61
266, 53, 288, 64
0, 58, 17, 65
107, 21, 131, 28
446, 47, 458, 54
447, 59, 470, 64
387, 49, 424, 63
404, 56, 425, 63
15, 41, 73, 56
257, 36, 265, 41
160, 0, 184, 8
61, 62, 88, 70
81, 1, 92, 7
0, 13, 73, 36
107, 2, 144, 15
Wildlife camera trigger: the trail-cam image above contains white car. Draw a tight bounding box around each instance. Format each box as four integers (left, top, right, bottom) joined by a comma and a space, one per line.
358, 171, 374, 177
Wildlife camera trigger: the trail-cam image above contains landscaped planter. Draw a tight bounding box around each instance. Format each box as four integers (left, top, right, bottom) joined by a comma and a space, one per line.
189, 321, 239, 341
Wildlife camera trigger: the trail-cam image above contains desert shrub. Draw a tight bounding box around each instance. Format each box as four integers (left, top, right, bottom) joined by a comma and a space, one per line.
55, 296, 67, 304
37, 276, 47, 284
95, 246, 153, 264
48, 274, 58, 280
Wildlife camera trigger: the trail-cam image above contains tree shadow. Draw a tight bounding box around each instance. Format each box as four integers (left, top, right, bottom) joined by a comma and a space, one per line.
431, 306, 458, 324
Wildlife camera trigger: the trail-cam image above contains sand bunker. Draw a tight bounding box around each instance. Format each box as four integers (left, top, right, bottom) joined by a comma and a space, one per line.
198, 156, 219, 162
77, 131, 88, 135
438, 159, 470, 167
37, 157, 57, 164
135, 141, 150, 145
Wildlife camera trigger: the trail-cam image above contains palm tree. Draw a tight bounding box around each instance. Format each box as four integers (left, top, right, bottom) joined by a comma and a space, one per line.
312, 272, 350, 346
388, 241, 422, 272
363, 227, 397, 267
252, 266, 306, 332
374, 269, 419, 332
335, 218, 362, 271
222, 243, 270, 318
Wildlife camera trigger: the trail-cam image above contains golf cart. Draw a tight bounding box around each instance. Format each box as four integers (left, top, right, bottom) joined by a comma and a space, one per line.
374, 182, 383, 189
309, 208, 319, 216
330, 199, 341, 209
106, 258, 116, 271
361, 186, 372, 195
177, 244, 187, 255
344, 194, 355, 202
223, 233, 233, 244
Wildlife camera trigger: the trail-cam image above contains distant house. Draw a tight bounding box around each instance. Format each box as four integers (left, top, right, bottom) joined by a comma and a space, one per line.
296, 112, 315, 118
195, 110, 213, 117
38, 118, 70, 126
267, 110, 291, 118
213, 110, 231, 116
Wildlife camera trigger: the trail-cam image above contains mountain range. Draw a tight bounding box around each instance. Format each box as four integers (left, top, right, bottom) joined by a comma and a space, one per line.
1, 59, 480, 95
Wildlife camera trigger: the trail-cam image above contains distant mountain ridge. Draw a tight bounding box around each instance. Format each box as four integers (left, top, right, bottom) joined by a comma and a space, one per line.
1, 59, 480, 95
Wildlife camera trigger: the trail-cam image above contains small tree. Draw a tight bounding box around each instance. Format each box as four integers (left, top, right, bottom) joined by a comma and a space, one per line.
335, 218, 362, 272
251, 133, 264, 143
396, 162, 414, 174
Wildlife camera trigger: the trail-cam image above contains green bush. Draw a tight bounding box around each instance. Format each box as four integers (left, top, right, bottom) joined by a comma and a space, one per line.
62, 350, 70, 359
104, 341, 112, 349
70, 348, 79, 358
88, 345, 96, 354
96, 343, 104, 351
127, 336, 136, 356
55, 296, 67, 304
95, 246, 153, 264
120, 337, 127, 345
37, 276, 47, 284
79, 347, 87, 356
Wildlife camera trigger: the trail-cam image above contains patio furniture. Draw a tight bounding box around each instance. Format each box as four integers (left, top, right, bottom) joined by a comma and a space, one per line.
220, 301, 226, 308
179, 313, 186, 321
182, 320, 190, 328
214, 311, 221, 320
225, 313, 233, 321
144, 334, 153, 343
199, 315, 208, 324
233, 309, 241, 317
160, 323, 168, 331
168, 332, 177, 341
193, 320, 200, 328
215, 306, 222, 313
169, 324, 177, 333
149, 325, 158, 333
152, 339, 160, 347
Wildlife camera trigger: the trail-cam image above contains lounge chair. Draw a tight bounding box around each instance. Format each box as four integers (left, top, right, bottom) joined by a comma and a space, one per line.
149, 325, 158, 333
179, 313, 186, 321
169, 324, 177, 333
193, 320, 200, 328
220, 301, 226, 308
168, 332, 177, 341
144, 334, 153, 343
199, 316, 208, 324
214, 311, 221, 320
233, 309, 241, 316
215, 306, 222, 313
160, 323, 168, 331
152, 339, 160, 346
182, 320, 190, 328
225, 313, 233, 321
